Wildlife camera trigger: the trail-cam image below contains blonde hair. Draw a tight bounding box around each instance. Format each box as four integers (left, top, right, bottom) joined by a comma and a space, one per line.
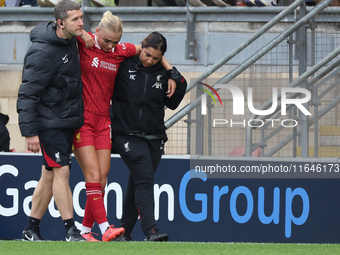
98, 11, 123, 34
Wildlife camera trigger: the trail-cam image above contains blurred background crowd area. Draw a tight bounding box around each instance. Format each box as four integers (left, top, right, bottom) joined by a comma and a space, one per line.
1, 0, 338, 8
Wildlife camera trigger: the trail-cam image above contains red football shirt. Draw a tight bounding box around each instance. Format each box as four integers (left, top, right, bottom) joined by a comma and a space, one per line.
77, 32, 136, 116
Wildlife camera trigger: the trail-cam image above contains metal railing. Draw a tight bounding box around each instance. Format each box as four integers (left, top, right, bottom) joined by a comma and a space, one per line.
165, 0, 306, 128
1, 1, 339, 157
164, 0, 338, 158
250, 49, 340, 157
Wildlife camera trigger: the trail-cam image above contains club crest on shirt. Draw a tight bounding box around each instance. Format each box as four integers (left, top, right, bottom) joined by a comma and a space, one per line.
152, 74, 163, 89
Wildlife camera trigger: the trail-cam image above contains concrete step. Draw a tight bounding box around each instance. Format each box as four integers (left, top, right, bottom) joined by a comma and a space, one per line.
320, 126, 340, 136
297, 126, 340, 157
320, 126, 340, 146
296, 146, 340, 157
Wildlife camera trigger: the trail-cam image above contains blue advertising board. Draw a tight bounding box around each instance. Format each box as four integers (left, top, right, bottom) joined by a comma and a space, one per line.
1, 153, 340, 243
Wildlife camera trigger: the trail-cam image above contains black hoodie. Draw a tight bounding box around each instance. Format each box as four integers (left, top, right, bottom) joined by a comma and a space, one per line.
17, 22, 84, 137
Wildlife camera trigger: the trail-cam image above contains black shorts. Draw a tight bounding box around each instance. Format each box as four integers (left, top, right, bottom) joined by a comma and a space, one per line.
38, 129, 74, 171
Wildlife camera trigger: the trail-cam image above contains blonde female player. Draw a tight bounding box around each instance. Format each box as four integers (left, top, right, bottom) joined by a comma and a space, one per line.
74, 11, 175, 242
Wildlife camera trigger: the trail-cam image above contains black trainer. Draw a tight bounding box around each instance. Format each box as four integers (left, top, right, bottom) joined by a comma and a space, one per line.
66, 225, 85, 242
22, 225, 45, 241
115, 232, 132, 242
145, 227, 169, 242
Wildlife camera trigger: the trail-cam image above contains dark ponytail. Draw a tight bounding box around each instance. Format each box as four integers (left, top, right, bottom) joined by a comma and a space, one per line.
141, 31, 167, 55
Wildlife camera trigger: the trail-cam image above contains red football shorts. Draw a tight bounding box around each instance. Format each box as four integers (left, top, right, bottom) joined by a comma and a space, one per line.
73, 110, 111, 150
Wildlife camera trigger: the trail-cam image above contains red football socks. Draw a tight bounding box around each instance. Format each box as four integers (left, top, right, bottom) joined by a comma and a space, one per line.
82, 182, 107, 227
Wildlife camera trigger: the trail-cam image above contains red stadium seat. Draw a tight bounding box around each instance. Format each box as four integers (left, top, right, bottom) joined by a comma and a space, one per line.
228, 146, 260, 157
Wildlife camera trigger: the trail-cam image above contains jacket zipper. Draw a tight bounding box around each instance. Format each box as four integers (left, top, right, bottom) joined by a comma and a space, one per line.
139, 72, 148, 124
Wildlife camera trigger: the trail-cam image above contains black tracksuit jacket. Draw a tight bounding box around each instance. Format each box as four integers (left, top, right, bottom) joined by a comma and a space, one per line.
111, 55, 187, 141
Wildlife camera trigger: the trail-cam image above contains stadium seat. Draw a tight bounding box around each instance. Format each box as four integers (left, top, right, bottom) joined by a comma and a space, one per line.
228, 146, 260, 157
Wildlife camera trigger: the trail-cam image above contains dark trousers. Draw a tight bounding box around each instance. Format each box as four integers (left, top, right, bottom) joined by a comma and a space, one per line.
113, 135, 164, 236
0, 123, 10, 152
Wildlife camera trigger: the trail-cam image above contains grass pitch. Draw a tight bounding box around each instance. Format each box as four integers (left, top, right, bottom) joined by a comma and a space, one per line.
1, 241, 340, 255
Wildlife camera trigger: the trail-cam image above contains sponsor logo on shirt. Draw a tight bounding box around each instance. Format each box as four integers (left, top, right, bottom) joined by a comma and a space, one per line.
100, 61, 117, 72
91, 57, 117, 72
129, 74, 136, 80
92, 57, 99, 67
152, 82, 162, 89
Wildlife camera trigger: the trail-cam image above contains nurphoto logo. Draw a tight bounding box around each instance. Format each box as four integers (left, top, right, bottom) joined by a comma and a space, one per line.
198, 82, 312, 128
197, 82, 222, 115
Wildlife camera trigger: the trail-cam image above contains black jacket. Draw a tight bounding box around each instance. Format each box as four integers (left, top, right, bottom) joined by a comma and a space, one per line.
17, 22, 84, 137
0, 113, 10, 152
111, 56, 187, 141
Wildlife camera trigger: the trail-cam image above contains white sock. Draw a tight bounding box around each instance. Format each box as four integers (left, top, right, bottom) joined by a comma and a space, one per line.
81, 226, 92, 235
99, 222, 110, 235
